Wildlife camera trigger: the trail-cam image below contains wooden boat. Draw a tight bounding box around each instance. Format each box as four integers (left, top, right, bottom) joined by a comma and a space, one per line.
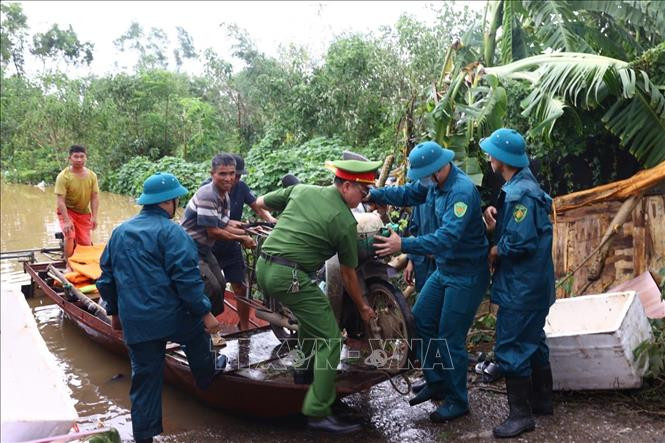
23, 260, 404, 418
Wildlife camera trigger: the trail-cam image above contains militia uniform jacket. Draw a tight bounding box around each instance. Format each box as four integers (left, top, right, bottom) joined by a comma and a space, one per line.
370, 164, 488, 274
491, 167, 555, 311
98, 206, 212, 345
406, 196, 437, 291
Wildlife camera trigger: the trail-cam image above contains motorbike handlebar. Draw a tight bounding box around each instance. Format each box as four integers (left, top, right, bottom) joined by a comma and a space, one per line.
241, 221, 276, 229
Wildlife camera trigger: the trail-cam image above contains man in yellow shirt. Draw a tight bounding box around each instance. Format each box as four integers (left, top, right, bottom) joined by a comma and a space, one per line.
54, 145, 100, 257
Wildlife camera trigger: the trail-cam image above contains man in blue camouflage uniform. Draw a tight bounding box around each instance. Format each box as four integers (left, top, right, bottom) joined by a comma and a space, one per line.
402, 191, 438, 397
481, 128, 555, 438
98, 173, 225, 443
369, 141, 489, 423
405, 198, 437, 292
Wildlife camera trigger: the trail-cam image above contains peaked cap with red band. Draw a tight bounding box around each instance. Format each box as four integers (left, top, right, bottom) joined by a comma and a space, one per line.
325, 159, 382, 184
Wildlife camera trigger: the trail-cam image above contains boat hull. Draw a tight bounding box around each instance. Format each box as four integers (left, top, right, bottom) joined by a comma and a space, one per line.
24, 261, 396, 418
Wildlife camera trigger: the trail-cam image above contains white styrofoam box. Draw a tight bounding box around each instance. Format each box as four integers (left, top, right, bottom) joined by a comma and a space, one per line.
544, 291, 653, 391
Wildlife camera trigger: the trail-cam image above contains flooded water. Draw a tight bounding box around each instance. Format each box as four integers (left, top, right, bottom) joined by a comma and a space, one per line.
0, 183, 425, 442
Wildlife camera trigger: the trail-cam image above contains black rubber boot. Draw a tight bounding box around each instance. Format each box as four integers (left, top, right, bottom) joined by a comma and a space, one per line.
408, 382, 444, 406
531, 366, 554, 415
493, 376, 535, 438
411, 379, 426, 395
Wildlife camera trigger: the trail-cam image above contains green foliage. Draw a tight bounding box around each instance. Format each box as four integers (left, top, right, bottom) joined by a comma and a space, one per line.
468, 312, 496, 346
499, 0, 513, 64
1, 0, 663, 200
83, 428, 121, 443
0, 4, 484, 191
114, 22, 171, 71
0, 2, 28, 75
523, 0, 595, 53
487, 49, 665, 168
244, 136, 352, 196
107, 156, 208, 204
31, 24, 94, 67
634, 319, 665, 380
105, 156, 154, 198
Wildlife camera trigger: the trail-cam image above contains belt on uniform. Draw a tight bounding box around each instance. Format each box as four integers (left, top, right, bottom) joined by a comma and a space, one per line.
260, 252, 317, 280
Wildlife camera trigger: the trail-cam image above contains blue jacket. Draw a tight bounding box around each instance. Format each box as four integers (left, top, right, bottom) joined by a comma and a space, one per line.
491, 168, 555, 310
370, 164, 488, 273
406, 198, 437, 291
97, 206, 211, 345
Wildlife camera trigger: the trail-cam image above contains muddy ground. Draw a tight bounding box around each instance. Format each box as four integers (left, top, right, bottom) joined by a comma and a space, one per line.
176, 372, 664, 443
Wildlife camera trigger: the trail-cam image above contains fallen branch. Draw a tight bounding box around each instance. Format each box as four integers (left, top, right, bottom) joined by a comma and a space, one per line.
475, 385, 506, 395
556, 193, 643, 290
587, 193, 643, 280
377, 155, 395, 188
554, 160, 665, 213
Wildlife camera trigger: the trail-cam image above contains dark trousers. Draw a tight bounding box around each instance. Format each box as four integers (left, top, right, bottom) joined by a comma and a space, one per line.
412, 268, 489, 409
127, 324, 215, 440
494, 307, 550, 377
198, 247, 226, 315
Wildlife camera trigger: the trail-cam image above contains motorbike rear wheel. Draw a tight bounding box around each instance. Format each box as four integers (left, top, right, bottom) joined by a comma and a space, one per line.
364, 278, 416, 372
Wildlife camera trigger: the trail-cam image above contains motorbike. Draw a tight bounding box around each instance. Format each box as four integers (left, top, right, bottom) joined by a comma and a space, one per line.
242, 178, 415, 371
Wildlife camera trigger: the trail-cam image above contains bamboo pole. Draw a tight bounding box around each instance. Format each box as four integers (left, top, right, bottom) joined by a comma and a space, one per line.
48, 265, 111, 324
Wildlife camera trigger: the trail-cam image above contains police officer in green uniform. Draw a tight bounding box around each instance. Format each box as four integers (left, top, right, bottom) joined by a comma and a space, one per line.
481, 128, 555, 438
253, 160, 381, 434
369, 141, 489, 423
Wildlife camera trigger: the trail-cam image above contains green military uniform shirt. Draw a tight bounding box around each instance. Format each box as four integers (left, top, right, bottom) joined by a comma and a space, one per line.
261, 184, 358, 272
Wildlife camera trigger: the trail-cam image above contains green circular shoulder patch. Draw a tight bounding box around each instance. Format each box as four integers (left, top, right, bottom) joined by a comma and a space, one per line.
453, 201, 468, 218
513, 203, 528, 222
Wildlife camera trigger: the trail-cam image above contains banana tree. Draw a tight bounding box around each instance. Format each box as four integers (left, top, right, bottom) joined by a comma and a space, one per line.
488, 0, 665, 65
485, 45, 665, 167
420, 0, 665, 185
427, 29, 507, 185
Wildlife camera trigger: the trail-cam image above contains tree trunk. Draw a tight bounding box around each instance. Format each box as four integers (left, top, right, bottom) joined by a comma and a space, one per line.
483, 0, 503, 67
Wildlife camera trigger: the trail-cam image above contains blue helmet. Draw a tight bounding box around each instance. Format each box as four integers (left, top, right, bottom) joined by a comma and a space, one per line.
136, 172, 188, 205
407, 141, 455, 180
480, 128, 528, 168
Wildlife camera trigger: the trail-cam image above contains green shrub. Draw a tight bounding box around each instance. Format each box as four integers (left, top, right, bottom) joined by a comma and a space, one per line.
244, 135, 393, 196
244, 136, 350, 196
107, 156, 208, 204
